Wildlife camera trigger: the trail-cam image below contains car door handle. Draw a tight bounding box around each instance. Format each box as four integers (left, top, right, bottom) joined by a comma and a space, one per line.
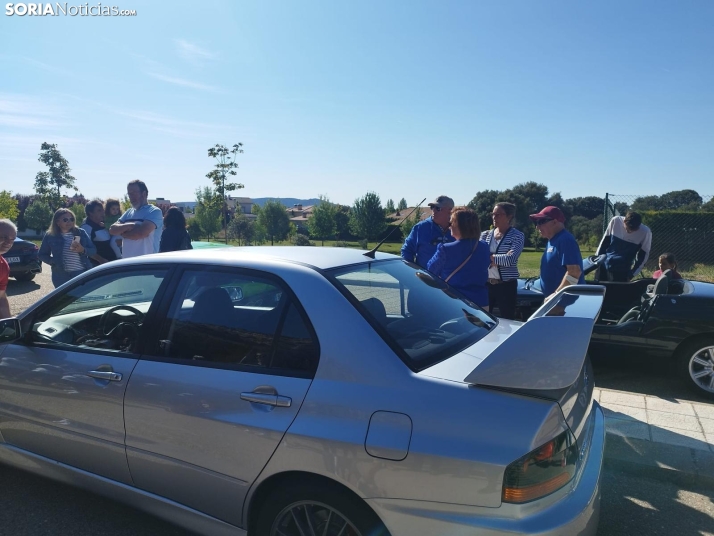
86, 370, 123, 382
240, 392, 292, 407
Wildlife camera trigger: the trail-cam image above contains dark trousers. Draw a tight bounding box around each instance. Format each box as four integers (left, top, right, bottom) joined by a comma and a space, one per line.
597, 266, 630, 282
487, 278, 517, 320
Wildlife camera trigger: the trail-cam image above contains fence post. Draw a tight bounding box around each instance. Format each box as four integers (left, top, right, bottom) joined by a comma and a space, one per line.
603, 193, 610, 235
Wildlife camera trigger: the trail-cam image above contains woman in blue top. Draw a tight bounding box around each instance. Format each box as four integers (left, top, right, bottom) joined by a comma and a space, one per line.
39, 208, 96, 288
427, 207, 491, 309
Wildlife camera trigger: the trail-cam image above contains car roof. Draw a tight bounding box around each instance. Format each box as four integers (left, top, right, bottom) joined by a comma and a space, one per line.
122, 246, 400, 271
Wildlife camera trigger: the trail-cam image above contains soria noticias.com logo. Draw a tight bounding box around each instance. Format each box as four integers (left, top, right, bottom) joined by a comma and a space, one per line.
5, 3, 137, 16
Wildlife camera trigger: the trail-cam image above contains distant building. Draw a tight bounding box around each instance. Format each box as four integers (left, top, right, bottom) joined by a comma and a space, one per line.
286, 204, 314, 232
150, 198, 172, 215
386, 207, 430, 225
226, 196, 254, 215
173, 201, 197, 215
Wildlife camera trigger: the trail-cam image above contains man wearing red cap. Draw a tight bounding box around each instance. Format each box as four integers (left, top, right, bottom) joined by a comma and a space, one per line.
530, 206, 584, 301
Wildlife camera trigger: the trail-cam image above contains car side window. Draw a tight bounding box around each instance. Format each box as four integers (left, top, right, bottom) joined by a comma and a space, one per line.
157, 269, 319, 374
29, 269, 169, 355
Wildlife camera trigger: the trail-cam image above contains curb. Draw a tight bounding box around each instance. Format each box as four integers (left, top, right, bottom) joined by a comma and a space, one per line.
604, 433, 714, 489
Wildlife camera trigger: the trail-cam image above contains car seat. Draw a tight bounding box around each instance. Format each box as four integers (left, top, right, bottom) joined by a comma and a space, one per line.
617, 269, 671, 324
191, 287, 235, 327
360, 297, 388, 326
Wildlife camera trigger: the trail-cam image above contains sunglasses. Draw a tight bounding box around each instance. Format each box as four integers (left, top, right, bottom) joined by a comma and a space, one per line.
432, 206, 452, 212
535, 218, 553, 226
60, 217, 75, 223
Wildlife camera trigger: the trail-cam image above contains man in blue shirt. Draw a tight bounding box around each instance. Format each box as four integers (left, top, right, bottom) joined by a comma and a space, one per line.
401, 195, 454, 269
109, 180, 164, 258
530, 206, 584, 300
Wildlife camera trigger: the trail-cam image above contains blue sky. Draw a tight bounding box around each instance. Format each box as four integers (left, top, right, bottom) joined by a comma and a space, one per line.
2, 0, 712, 207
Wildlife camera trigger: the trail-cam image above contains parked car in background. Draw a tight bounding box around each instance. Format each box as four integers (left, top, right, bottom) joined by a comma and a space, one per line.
2, 237, 42, 282
0, 248, 605, 536
517, 254, 714, 398
190, 240, 233, 249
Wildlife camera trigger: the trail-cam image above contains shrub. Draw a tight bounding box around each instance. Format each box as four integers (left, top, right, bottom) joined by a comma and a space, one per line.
333, 241, 349, 248
358, 239, 368, 249
292, 234, 314, 246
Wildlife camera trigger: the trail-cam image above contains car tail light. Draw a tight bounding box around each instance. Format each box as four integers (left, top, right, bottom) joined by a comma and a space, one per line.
502, 431, 578, 503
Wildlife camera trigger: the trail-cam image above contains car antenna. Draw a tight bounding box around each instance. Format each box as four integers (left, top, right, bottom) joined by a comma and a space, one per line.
364, 198, 427, 259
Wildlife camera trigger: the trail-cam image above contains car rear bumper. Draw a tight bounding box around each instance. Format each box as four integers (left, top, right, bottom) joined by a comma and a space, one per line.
8, 260, 42, 275
368, 402, 605, 536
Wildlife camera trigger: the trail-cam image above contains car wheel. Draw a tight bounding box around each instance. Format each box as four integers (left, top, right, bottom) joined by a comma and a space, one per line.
255, 482, 390, 536
678, 339, 714, 398
13, 273, 35, 282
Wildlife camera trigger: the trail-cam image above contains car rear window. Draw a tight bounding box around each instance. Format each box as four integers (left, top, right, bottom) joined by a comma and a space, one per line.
328, 259, 496, 370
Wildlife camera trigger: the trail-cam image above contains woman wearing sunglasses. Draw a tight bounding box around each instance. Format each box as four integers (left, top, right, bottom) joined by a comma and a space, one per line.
39, 208, 97, 288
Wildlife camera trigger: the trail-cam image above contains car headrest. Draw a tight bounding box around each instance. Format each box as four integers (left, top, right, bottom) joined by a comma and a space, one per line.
652, 269, 672, 296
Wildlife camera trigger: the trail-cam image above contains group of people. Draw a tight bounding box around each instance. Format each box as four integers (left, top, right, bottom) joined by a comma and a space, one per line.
400, 195, 528, 318
401, 195, 659, 318
37, 180, 193, 288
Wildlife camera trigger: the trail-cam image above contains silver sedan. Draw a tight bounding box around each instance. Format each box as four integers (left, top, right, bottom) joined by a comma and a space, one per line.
0, 247, 605, 536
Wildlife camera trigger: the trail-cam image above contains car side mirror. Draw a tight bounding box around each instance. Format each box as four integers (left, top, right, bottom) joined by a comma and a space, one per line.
0, 318, 21, 344
224, 286, 243, 301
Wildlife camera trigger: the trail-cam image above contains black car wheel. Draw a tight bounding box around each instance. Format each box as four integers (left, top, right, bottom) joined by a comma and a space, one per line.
12, 273, 35, 282
255, 482, 389, 536
678, 339, 714, 398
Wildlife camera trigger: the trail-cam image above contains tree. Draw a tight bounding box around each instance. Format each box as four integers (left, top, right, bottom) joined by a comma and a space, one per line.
631, 195, 662, 212
34, 142, 79, 211
702, 198, 714, 213
0, 191, 19, 221
397, 198, 407, 211
334, 205, 351, 240
307, 195, 337, 245
508, 182, 550, 216
659, 189, 703, 211
385, 199, 396, 214
227, 213, 255, 245
566, 196, 604, 220
257, 200, 290, 245
467, 189, 500, 232
350, 192, 386, 242
206, 143, 244, 243
69, 203, 86, 224
24, 199, 53, 233
121, 194, 132, 212
194, 187, 222, 239
400, 209, 422, 238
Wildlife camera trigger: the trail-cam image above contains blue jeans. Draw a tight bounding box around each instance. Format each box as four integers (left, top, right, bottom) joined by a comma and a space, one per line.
51, 269, 86, 288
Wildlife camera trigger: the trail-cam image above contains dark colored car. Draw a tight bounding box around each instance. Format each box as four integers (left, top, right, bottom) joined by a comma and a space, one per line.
517, 255, 714, 398
2, 237, 42, 282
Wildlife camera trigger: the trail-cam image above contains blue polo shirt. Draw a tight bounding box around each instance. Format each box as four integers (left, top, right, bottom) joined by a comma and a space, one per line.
539, 229, 584, 296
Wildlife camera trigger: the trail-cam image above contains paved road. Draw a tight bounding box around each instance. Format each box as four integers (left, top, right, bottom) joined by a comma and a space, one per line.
5, 269, 53, 317
3, 270, 714, 534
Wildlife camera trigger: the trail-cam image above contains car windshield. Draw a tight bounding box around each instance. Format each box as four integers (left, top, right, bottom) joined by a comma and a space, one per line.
328, 259, 496, 370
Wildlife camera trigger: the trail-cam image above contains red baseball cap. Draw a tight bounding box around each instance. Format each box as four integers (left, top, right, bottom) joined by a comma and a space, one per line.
529, 206, 565, 223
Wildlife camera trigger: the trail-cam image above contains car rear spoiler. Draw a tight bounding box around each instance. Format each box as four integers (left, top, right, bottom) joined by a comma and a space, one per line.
464, 285, 605, 397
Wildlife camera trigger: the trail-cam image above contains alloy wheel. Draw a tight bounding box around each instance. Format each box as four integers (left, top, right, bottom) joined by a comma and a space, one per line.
270, 500, 362, 536
688, 345, 714, 394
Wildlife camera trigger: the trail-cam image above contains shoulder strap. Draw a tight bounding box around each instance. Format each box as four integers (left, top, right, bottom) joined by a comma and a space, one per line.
444, 241, 478, 283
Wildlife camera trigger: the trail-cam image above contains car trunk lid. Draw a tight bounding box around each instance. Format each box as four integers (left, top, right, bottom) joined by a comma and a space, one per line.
464, 285, 604, 443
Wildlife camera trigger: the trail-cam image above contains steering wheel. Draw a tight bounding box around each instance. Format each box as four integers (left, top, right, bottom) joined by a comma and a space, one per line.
99, 305, 145, 336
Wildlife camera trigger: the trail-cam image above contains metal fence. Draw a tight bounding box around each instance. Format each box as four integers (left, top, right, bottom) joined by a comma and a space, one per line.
603, 193, 714, 276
